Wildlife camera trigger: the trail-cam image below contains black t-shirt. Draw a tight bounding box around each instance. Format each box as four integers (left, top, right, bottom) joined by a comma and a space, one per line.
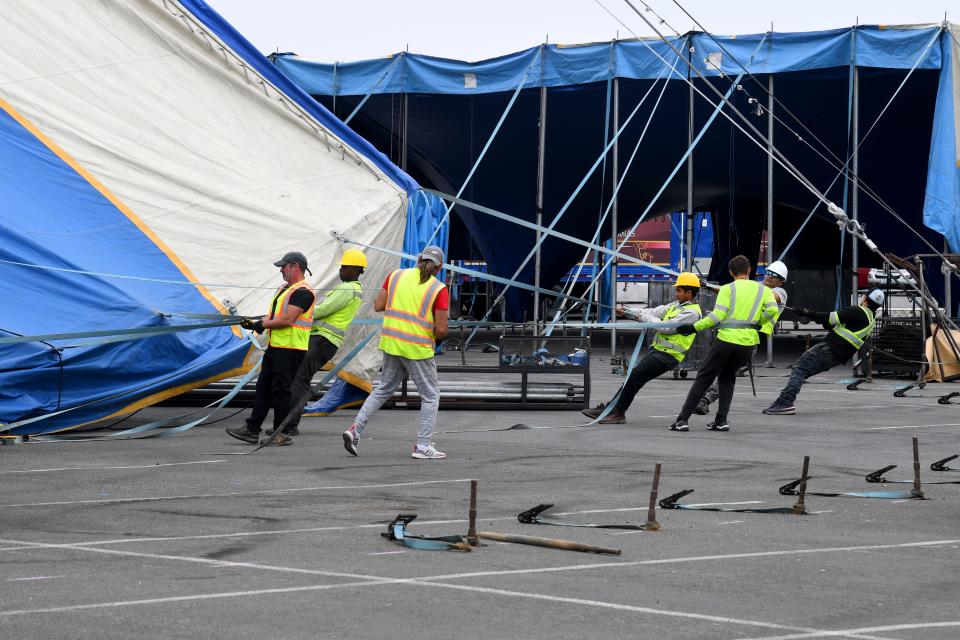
269, 286, 315, 319
807, 305, 872, 362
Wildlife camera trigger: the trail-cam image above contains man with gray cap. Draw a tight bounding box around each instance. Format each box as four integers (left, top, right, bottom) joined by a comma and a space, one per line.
763, 288, 884, 415
342, 245, 450, 459
226, 251, 315, 446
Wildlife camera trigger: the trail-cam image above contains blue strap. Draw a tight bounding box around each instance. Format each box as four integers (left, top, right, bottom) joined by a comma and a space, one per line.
0, 319, 238, 346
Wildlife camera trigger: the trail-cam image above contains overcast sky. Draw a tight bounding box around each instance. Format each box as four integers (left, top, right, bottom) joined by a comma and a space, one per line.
210, 0, 951, 62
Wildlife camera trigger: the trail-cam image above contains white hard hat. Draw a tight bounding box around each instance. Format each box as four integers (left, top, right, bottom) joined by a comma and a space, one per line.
867, 289, 885, 306
766, 260, 788, 280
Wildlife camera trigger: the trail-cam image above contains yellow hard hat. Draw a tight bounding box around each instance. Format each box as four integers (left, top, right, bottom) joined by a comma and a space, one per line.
340, 249, 367, 268
675, 272, 701, 288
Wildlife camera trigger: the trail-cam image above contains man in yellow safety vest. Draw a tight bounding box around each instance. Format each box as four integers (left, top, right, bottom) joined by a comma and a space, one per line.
273, 249, 367, 440
763, 289, 883, 415
227, 251, 315, 446
669, 254, 779, 432
342, 245, 450, 460
581, 272, 702, 424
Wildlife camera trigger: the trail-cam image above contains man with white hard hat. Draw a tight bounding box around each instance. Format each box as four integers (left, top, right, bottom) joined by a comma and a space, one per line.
763, 288, 884, 415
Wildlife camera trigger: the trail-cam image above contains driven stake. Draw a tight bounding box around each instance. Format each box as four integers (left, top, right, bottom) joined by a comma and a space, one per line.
912, 436, 924, 498
467, 479, 478, 546
792, 456, 810, 514
644, 463, 662, 530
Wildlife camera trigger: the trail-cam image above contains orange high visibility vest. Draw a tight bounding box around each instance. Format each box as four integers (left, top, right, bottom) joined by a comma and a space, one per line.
267, 280, 314, 350
379, 268, 444, 360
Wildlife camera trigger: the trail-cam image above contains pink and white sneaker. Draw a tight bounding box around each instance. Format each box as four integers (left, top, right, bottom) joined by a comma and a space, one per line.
411, 443, 446, 460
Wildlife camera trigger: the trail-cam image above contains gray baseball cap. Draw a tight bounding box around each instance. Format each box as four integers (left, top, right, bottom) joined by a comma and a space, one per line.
419, 245, 444, 266
273, 251, 312, 275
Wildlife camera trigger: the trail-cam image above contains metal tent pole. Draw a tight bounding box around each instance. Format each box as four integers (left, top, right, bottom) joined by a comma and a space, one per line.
534, 50, 548, 331
851, 66, 860, 307
685, 62, 694, 271
766, 74, 775, 366
611, 77, 620, 357
400, 93, 409, 171
946, 240, 953, 317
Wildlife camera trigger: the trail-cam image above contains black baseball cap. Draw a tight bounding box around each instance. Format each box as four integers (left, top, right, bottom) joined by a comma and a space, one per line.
273, 251, 312, 275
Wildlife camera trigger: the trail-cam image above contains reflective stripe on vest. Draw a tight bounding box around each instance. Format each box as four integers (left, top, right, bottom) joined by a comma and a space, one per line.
379, 268, 444, 360
716, 280, 775, 346
831, 306, 875, 350
652, 302, 702, 362
312, 280, 362, 347
268, 280, 314, 350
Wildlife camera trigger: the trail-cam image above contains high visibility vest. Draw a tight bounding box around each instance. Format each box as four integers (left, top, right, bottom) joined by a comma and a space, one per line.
311, 280, 362, 347
379, 268, 445, 360
267, 280, 314, 350
652, 302, 702, 362
829, 306, 875, 350
759, 286, 787, 336
696, 279, 778, 346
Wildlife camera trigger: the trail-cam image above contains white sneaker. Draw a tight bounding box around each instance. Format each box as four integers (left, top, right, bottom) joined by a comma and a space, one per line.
411, 443, 446, 460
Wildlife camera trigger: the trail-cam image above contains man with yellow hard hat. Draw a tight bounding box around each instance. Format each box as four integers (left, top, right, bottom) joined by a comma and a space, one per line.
277, 248, 367, 442
582, 272, 703, 424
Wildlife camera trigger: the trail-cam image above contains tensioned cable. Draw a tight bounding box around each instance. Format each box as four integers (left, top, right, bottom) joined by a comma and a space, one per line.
343, 52, 405, 125
544, 67, 673, 334
422, 50, 542, 249
552, 32, 771, 331
662, 0, 951, 262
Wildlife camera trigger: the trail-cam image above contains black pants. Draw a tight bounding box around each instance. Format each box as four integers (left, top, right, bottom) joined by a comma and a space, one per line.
285, 334, 339, 432
615, 349, 677, 413
678, 339, 754, 421
245, 347, 306, 433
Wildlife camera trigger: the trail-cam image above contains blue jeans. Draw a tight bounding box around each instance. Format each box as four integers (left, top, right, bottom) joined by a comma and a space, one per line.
777, 342, 842, 405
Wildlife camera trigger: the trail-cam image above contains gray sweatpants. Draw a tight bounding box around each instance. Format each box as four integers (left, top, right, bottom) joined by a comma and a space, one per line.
353, 353, 440, 447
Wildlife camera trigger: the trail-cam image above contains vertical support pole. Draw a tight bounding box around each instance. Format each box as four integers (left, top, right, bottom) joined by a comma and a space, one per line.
912, 436, 924, 498
851, 66, 860, 308
792, 455, 809, 514
400, 93, 409, 172
467, 479, 478, 545
644, 462, 662, 530
686, 64, 695, 271
945, 240, 953, 317
534, 48, 548, 331
766, 74, 775, 367
611, 77, 620, 357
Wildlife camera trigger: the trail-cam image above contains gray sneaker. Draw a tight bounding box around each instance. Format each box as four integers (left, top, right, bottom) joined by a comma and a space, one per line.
342, 425, 359, 456
226, 425, 260, 444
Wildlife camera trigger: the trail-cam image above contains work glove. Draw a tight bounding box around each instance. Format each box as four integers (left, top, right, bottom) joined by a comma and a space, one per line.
675, 324, 697, 336
240, 317, 265, 334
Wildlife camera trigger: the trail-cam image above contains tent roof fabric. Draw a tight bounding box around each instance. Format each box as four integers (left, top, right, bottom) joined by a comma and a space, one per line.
273, 25, 946, 97
0, 0, 437, 433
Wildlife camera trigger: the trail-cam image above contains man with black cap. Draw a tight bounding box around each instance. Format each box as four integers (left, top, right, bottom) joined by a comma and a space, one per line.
342, 245, 449, 459
763, 289, 884, 415
227, 251, 315, 446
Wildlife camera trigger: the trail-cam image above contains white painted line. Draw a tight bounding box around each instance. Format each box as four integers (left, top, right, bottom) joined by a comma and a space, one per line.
866, 423, 960, 431
0, 460, 228, 474
0, 478, 472, 508
7, 576, 61, 582
717, 520, 745, 525
806, 510, 833, 515
736, 620, 960, 640
367, 551, 407, 556
0, 536, 895, 639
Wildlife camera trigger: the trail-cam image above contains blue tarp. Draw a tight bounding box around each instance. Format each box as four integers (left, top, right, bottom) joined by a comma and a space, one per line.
272, 24, 958, 319
0, 106, 248, 433
272, 27, 944, 96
